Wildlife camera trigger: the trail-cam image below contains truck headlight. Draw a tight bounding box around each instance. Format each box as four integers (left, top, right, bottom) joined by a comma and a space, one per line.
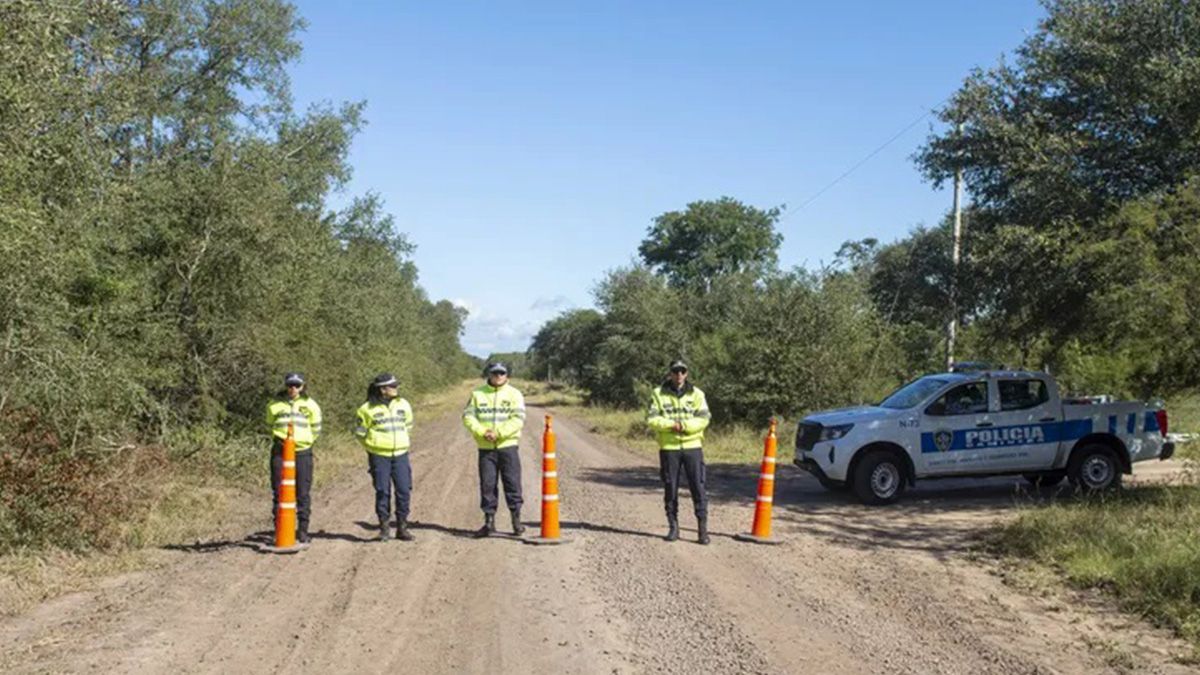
819, 424, 854, 441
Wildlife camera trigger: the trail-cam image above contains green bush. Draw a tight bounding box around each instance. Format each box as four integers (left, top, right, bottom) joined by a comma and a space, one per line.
0, 1, 475, 553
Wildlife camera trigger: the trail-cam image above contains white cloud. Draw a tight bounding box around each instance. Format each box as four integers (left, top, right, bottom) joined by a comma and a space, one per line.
460, 307, 541, 357
529, 295, 574, 312
456, 294, 586, 357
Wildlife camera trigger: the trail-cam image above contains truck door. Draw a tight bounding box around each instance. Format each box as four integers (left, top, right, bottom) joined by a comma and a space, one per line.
988, 377, 1061, 471
919, 380, 992, 475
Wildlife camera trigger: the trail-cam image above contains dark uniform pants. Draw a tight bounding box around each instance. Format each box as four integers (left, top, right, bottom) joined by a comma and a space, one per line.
478, 447, 523, 514
659, 448, 707, 519
368, 452, 413, 523
271, 439, 313, 529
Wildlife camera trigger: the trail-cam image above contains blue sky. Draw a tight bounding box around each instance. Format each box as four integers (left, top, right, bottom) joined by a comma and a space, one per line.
288, 1, 1045, 357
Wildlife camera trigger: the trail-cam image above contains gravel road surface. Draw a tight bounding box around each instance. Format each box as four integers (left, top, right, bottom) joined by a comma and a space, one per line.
1, 402, 1193, 674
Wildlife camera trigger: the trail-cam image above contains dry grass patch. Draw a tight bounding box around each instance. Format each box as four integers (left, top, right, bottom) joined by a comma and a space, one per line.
521, 380, 794, 464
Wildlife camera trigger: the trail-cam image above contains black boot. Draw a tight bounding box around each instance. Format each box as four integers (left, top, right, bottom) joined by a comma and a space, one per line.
475, 514, 496, 538
511, 510, 526, 536
297, 521, 311, 544
379, 519, 391, 542
697, 517, 710, 545
396, 519, 414, 541
665, 515, 679, 542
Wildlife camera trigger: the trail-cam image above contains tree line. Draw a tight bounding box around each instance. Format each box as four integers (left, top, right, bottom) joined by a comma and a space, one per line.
0, 0, 475, 552
528, 0, 1200, 421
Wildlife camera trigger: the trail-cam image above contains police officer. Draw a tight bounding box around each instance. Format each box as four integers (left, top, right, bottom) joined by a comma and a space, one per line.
266, 372, 322, 543
462, 362, 527, 537
646, 359, 711, 544
354, 373, 416, 542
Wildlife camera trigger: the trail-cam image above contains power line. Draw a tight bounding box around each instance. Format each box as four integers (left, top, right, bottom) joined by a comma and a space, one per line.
781, 106, 939, 221
22, 0, 957, 223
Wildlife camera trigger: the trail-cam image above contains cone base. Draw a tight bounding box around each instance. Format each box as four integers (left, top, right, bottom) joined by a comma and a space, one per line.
733, 533, 783, 545
260, 542, 309, 554
523, 536, 572, 546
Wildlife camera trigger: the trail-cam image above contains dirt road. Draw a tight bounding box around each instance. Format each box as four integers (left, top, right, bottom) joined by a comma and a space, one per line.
1, 403, 1194, 674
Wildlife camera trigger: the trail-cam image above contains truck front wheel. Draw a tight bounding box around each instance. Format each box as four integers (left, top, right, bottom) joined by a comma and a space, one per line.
851, 450, 906, 505
1068, 444, 1122, 493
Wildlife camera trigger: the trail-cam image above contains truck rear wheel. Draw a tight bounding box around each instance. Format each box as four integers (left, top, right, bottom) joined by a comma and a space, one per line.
1068, 444, 1122, 493
851, 450, 906, 505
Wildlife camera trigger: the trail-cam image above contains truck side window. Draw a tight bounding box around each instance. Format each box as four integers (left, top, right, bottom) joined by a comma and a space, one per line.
925, 382, 988, 416
999, 379, 1049, 411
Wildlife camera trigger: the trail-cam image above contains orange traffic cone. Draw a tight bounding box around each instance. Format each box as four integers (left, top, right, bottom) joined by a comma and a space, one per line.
735, 418, 783, 545
264, 422, 306, 554
526, 415, 570, 546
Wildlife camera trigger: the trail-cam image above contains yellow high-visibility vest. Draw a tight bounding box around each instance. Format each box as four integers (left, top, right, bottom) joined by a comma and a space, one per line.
354, 398, 414, 457
646, 383, 710, 450
266, 395, 322, 450
462, 383, 525, 449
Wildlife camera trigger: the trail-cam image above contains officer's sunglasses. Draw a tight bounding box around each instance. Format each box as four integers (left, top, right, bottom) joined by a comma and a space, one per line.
670, 367, 688, 374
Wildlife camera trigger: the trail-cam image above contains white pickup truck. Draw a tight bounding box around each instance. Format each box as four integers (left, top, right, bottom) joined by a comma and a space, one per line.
793, 369, 1174, 505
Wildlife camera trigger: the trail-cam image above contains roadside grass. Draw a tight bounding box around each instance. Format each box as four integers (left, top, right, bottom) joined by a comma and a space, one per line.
520, 379, 794, 464
0, 380, 475, 617
993, 394, 1200, 657
991, 478, 1200, 657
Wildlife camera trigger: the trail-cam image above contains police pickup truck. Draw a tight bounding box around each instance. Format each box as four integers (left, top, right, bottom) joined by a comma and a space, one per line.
794, 369, 1174, 505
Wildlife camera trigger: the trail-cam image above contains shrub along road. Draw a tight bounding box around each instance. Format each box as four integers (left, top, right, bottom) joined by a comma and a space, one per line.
0, 406, 1193, 673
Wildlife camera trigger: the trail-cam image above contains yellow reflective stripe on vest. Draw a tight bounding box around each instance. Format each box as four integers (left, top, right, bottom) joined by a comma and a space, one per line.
358, 399, 413, 454
267, 397, 321, 448
648, 386, 709, 450
463, 384, 525, 449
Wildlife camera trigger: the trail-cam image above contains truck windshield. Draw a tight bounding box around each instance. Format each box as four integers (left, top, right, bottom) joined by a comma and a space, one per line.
879, 376, 951, 409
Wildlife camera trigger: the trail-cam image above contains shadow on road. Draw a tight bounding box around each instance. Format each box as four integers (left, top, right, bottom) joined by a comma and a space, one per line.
406, 520, 479, 539
356, 519, 536, 541
162, 530, 272, 553
311, 529, 375, 543
559, 519, 662, 540
162, 539, 260, 553
577, 461, 1083, 558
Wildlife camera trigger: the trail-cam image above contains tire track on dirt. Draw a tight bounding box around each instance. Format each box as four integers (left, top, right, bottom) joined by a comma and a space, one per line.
2, 404, 1194, 674
544, 410, 1195, 674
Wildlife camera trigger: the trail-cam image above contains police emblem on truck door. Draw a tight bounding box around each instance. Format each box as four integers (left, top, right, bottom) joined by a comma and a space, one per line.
934, 429, 954, 453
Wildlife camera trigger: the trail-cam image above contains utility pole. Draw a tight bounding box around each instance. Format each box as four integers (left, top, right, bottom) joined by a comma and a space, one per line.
946, 122, 964, 372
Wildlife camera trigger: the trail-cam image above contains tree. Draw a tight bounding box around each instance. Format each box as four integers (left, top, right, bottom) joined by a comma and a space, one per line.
909, 0, 1200, 387
0, 0, 475, 553
528, 309, 605, 383
695, 270, 896, 422
918, 0, 1200, 229
637, 197, 783, 291
584, 267, 687, 406
1057, 178, 1200, 395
